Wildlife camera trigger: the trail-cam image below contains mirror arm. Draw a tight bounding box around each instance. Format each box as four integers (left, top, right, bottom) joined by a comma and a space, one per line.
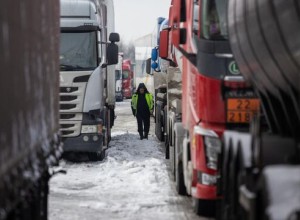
98, 41, 111, 45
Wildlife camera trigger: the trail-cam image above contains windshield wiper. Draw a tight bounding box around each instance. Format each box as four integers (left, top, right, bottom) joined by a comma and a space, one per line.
60, 64, 76, 70
60, 64, 91, 71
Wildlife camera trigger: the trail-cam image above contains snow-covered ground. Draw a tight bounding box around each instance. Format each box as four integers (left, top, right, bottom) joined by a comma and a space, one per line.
49, 100, 210, 220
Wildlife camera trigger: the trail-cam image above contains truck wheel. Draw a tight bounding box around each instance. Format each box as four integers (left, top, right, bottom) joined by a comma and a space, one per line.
165, 137, 170, 159
15, 171, 49, 220
288, 211, 300, 220
176, 162, 186, 195
88, 151, 106, 161
218, 141, 234, 220
193, 198, 216, 217
227, 146, 241, 220
33, 172, 49, 220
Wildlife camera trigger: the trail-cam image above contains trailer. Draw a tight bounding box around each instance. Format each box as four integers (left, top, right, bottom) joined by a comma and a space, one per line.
0, 1, 62, 219
217, 0, 300, 219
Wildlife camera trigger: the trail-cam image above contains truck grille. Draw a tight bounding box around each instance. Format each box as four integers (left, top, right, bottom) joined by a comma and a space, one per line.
60, 104, 76, 110
60, 87, 78, 93
62, 130, 75, 136
60, 95, 77, 102
61, 124, 74, 129
59, 121, 81, 137
59, 74, 88, 137
60, 114, 76, 120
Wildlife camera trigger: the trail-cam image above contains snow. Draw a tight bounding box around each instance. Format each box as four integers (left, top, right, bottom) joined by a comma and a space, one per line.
49, 100, 208, 220
264, 165, 300, 220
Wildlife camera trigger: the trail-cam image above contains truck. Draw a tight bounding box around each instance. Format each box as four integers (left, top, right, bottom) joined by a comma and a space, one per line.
115, 53, 123, 101
148, 0, 260, 217
59, 0, 119, 161
0, 0, 62, 219
217, 0, 300, 219
122, 59, 134, 99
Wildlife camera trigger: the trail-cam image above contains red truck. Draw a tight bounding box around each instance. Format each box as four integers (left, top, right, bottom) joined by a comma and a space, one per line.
149, 0, 260, 217
122, 59, 134, 99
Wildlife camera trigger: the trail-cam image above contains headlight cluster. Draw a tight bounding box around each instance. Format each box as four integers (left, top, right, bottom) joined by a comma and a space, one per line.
204, 136, 222, 170
81, 125, 98, 134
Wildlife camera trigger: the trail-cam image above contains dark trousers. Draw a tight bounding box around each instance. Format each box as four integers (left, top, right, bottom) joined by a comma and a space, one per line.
136, 114, 150, 135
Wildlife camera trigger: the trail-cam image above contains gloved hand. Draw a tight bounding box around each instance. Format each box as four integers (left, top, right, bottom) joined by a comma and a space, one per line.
132, 109, 136, 117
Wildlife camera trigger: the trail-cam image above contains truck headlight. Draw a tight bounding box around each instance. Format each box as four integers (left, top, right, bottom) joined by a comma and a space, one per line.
81, 125, 98, 134
204, 136, 222, 170
201, 173, 218, 186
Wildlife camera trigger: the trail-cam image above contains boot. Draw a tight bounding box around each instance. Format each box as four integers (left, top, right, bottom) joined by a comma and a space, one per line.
139, 132, 143, 140
144, 132, 148, 140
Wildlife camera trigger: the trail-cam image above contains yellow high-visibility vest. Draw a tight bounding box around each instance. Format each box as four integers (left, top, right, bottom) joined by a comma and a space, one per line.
131, 93, 153, 115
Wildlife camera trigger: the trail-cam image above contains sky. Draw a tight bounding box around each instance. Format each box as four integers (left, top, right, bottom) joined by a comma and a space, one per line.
114, 0, 171, 43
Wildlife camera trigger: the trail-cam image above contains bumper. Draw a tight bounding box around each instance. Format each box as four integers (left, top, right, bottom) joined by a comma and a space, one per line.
63, 133, 103, 153
116, 92, 123, 100
193, 183, 218, 200
123, 90, 131, 98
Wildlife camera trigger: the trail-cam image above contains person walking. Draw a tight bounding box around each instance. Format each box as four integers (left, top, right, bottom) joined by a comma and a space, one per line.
131, 83, 154, 140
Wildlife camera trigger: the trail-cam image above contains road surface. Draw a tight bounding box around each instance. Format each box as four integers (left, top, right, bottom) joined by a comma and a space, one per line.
49, 100, 212, 220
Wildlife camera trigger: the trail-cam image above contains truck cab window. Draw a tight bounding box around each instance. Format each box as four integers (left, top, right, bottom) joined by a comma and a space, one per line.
193, 0, 200, 35
122, 70, 129, 79
115, 70, 121, 79
97, 31, 102, 64
201, 0, 228, 40
60, 32, 98, 70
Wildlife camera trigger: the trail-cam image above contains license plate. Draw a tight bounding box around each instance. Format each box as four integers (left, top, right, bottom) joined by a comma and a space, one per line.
227, 98, 260, 123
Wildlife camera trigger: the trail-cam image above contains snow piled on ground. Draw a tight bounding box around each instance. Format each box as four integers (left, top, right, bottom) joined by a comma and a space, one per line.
49, 100, 204, 220
264, 165, 300, 220
50, 132, 174, 219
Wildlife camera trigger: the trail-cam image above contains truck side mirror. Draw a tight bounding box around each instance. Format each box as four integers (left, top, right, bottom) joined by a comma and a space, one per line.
170, 0, 186, 48
159, 29, 169, 59
109, 33, 120, 43
146, 58, 152, 75
151, 48, 158, 61
171, 0, 180, 48
107, 43, 119, 65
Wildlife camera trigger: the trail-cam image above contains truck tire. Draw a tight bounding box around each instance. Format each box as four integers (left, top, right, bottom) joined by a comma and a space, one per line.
32, 172, 49, 220
193, 198, 216, 217
218, 138, 239, 220
165, 137, 170, 159
155, 102, 164, 141
288, 211, 300, 220
164, 110, 169, 159
160, 110, 165, 142
176, 162, 186, 195
34, 171, 49, 220
88, 151, 106, 161
7, 171, 49, 220
227, 145, 242, 220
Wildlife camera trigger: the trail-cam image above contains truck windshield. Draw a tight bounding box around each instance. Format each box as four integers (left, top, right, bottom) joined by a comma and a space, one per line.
60, 32, 97, 71
115, 70, 121, 80
201, 0, 228, 40
122, 70, 129, 79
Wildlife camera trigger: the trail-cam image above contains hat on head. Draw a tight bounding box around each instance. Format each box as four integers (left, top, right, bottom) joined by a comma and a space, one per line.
137, 83, 146, 90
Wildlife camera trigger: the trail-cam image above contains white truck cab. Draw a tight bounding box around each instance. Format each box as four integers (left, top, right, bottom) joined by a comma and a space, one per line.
59, 0, 119, 160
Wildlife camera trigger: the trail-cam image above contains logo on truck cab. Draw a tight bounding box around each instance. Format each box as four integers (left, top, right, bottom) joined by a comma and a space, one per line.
229, 61, 240, 75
